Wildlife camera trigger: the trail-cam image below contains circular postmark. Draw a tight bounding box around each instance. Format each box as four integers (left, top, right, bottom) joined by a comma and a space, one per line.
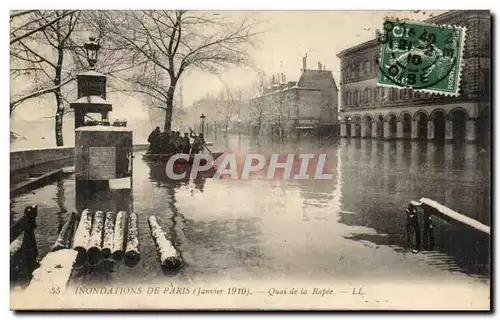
376, 18, 462, 92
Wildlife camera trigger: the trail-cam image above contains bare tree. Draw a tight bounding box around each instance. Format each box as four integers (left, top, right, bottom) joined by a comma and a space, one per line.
10, 10, 77, 45
10, 10, 137, 146
101, 10, 260, 132
247, 70, 270, 136
10, 10, 81, 146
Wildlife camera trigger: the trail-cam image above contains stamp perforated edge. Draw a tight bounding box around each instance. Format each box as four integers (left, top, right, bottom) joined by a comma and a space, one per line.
375, 16, 467, 97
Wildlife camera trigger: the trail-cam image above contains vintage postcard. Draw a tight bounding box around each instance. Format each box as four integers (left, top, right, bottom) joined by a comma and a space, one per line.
9, 9, 491, 310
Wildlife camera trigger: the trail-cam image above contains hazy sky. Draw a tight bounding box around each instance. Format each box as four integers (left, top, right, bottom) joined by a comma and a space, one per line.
11, 10, 445, 122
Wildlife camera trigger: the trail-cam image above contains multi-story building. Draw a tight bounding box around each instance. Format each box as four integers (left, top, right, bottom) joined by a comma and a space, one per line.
337, 10, 490, 144
246, 58, 339, 137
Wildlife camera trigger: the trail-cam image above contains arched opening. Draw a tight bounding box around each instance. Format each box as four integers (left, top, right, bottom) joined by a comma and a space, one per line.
402, 113, 412, 139
433, 110, 446, 142
377, 115, 384, 139
451, 109, 467, 143
365, 116, 373, 138
345, 118, 352, 138
416, 113, 428, 140
388, 114, 397, 140
354, 117, 362, 137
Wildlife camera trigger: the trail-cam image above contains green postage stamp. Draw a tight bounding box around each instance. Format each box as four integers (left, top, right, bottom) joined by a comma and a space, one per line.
377, 18, 466, 96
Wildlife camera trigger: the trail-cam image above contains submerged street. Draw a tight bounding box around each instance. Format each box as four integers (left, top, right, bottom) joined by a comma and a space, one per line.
10, 135, 490, 287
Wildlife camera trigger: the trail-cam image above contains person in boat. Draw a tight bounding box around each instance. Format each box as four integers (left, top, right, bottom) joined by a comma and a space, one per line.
181, 132, 191, 154
172, 131, 182, 152
160, 131, 174, 154
191, 132, 205, 154
147, 127, 161, 154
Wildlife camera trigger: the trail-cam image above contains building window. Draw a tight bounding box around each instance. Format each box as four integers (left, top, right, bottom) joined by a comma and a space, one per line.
480, 30, 490, 51
391, 88, 399, 101
364, 60, 370, 76
364, 88, 370, 104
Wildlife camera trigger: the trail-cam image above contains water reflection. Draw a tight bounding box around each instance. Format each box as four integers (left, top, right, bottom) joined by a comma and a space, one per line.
332, 139, 490, 276
55, 179, 67, 233
146, 161, 209, 193
10, 136, 491, 283
75, 181, 133, 214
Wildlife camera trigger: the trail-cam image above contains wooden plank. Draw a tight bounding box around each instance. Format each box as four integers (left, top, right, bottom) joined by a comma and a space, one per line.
419, 198, 490, 235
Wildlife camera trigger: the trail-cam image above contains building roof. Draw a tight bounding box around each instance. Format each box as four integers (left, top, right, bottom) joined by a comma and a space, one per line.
297, 69, 338, 91
257, 69, 338, 99
336, 10, 481, 58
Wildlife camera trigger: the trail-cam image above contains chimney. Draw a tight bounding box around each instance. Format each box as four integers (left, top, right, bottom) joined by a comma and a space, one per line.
323, 65, 326, 71
318, 61, 322, 70
302, 53, 307, 70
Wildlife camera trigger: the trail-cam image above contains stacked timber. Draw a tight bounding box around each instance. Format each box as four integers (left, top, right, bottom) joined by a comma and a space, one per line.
148, 215, 182, 269
72, 209, 92, 268
102, 211, 115, 258
124, 212, 140, 266
102, 211, 117, 271
112, 211, 126, 260
88, 211, 105, 266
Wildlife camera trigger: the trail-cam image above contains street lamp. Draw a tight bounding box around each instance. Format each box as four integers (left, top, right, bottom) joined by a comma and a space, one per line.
237, 118, 242, 136
200, 113, 206, 135
84, 36, 100, 70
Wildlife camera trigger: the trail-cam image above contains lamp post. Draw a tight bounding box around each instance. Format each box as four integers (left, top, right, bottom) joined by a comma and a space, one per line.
237, 118, 242, 138
84, 36, 100, 71
214, 120, 217, 141
200, 113, 206, 135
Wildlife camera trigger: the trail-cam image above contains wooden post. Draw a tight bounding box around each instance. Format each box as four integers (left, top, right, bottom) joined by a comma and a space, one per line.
124, 212, 140, 267
406, 201, 421, 253
22, 205, 38, 270
10, 205, 39, 279
52, 212, 78, 251
423, 208, 435, 251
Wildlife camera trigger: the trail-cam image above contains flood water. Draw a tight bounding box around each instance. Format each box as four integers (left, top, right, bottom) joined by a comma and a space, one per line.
10, 135, 491, 287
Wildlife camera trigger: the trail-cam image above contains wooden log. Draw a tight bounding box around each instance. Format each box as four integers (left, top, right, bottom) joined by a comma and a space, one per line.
88, 210, 104, 266
102, 211, 115, 259
112, 211, 126, 260
148, 215, 181, 269
72, 209, 92, 267
52, 212, 78, 251
124, 212, 140, 267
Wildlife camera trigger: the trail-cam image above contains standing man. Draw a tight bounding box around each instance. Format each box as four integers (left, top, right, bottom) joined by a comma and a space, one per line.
182, 133, 191, 154
147, 127, 160, 154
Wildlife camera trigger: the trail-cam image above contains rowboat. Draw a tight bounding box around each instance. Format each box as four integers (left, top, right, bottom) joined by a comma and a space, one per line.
142, 152, 224, 165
